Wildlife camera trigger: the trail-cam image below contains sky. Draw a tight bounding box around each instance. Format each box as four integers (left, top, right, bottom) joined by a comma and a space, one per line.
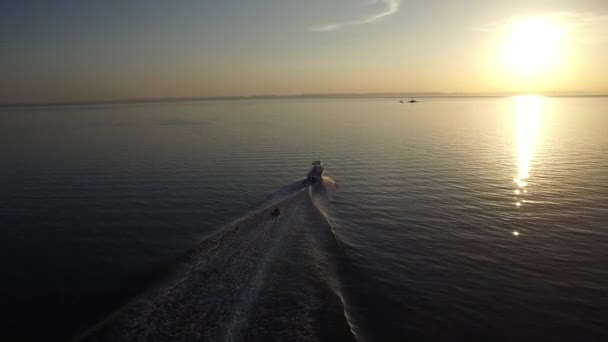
1, 0, 607, 103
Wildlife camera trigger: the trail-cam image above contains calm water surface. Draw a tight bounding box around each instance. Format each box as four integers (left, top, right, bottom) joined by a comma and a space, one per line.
1, 97, 607, 341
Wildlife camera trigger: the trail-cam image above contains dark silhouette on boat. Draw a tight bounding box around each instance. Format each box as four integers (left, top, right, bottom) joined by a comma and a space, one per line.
307, 160, 325, 183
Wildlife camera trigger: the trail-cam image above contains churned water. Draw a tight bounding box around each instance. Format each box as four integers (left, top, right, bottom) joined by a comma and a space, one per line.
1, 97, 607, 341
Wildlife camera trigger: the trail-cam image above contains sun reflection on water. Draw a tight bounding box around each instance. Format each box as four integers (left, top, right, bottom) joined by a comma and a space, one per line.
513, 96, 544, 207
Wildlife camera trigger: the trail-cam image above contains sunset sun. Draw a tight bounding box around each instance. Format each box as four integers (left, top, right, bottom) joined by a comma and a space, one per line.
503, 17, 563, 75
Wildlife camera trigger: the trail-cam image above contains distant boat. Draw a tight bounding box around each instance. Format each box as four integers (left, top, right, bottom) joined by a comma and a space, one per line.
408, 97, 418, 103
399, 100, 404, 103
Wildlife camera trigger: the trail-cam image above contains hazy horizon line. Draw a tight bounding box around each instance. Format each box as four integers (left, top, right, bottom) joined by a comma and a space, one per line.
2, 91, 606, 108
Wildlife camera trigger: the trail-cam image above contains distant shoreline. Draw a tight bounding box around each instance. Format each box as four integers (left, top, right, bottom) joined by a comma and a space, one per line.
1, 93, 606, 108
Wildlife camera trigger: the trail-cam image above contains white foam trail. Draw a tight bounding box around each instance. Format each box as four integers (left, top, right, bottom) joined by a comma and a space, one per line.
77, 176, 360, 341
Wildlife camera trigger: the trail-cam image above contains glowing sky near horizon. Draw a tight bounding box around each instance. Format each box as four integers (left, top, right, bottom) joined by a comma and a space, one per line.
1, 0, 607, 103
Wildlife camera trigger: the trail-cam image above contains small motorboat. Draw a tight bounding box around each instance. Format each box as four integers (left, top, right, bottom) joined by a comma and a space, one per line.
307, 161, 325, 183
408, 97, 418, 103
271, 208, 281, 216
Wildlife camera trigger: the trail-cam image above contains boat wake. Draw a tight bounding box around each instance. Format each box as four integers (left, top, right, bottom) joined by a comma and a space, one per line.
77, 177, 360, 342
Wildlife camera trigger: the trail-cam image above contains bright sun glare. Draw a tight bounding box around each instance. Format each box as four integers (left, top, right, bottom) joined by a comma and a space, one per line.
503, 17, 563, 74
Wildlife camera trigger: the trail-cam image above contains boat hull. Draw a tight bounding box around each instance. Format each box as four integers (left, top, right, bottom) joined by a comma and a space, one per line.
307, 166, 325, 183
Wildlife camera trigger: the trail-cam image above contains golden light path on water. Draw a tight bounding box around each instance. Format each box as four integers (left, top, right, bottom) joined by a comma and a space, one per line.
511, 96, 544, 237
513, 96, 544, 211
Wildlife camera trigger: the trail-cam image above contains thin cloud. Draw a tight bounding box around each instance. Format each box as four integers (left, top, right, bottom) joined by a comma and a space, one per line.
310, 0, 401, 32
473, 11, 608, 44
554, 11, 608, 44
